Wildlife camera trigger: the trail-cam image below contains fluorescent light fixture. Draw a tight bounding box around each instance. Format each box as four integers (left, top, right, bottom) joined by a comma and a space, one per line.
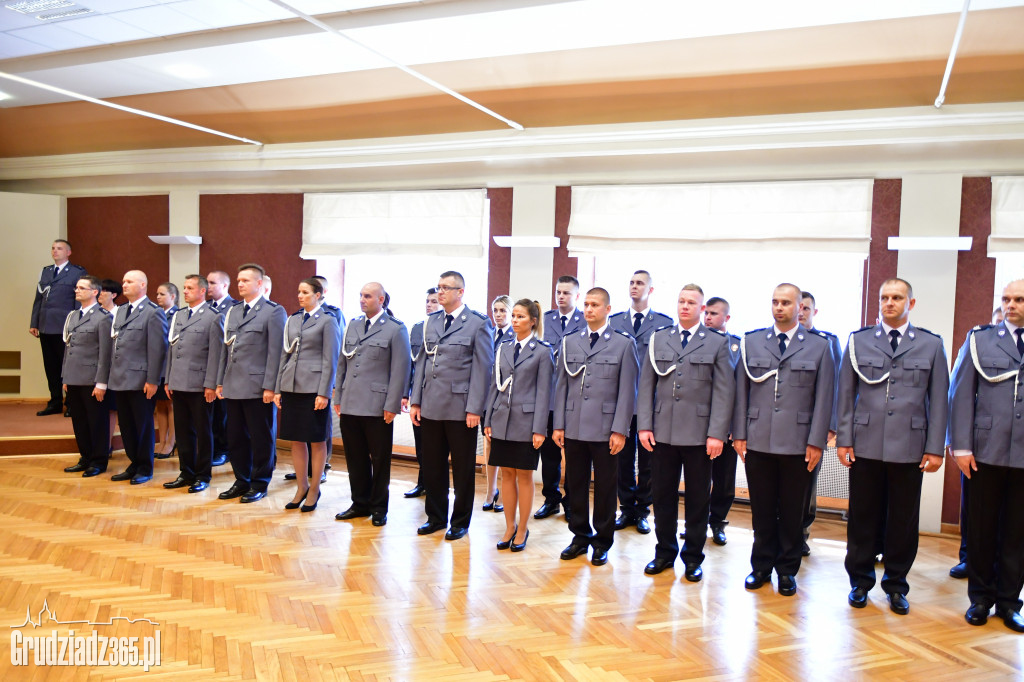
493, 236, 560, 248
0, 90, 12, 101
149, 235, 202, 245
37, 6, 90, 19
164, 63, 210, 80
4, 0, 73, 13
887, 236, 972, 251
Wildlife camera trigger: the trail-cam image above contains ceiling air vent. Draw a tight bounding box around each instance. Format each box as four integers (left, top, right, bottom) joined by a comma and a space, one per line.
4, 1, 93, 20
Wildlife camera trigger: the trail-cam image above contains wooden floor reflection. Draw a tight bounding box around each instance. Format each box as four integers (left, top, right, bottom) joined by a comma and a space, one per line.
0, 452, 1020, 680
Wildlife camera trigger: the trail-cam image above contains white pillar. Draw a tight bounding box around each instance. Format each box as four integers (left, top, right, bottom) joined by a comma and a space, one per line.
168, 191, 200, 285
895, 173, 963, 533
507, 185, 557, 305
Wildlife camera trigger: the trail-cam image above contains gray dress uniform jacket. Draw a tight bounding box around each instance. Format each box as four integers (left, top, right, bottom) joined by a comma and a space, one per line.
107, 299, 169, 391
553, 327, 638, 441
837, 324, 949, 462
543, 309, 585, 351
276, 308, 341, 398
32, 262, 86, 334
334, 313, 411, 417
217, 297, 287, 400
733, 327, 836, 454
484, 337, 555, 441
61, 306, 112, 386
610, 309, 674, 364
810, 327, 842, 432
949, 323, 1024, 468
165, 303, 223, 393
412, 307, 494, 420
408, 320, 424, 397
637, 324, 735, 446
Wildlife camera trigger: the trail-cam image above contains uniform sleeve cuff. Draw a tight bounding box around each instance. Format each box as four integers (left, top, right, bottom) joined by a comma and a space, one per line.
952, 449, 973, 458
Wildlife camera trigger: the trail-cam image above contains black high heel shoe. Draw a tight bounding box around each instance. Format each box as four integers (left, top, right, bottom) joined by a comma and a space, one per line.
155, 445, 177, 460
496, 525, 517, 550
300, 490, 321, 512
511, 529, 529, 552
285, 487, 309, 510
483, 490, 503, 512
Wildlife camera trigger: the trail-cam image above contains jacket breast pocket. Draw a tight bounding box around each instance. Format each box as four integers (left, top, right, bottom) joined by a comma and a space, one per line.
688, 354, 714, 381
902, 357, 932, 387
857, 355, 886, 381
789, 360, 817, 386
746, 356, 773, 379
594, 356, 619, 378
979, 356, 1009, 372
448, 336, 472, 357
367, 337, 390, 360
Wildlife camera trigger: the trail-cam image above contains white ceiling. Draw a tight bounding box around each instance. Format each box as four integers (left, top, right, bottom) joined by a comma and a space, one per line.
2, 0, 1024, 108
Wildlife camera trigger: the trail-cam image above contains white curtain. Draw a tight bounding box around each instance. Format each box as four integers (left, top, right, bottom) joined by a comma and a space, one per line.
301, 189, 488, 259
989, 177, 1024, 254
567, 180, 873, 255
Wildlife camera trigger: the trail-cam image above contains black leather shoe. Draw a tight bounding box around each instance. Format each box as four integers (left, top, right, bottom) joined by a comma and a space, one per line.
614, 515, 635, 531
284, 472, 298, 480
887, 593, 910, 615
510, 529, 529, 552
445, 527, 468, 541
240, 490, 266, 503
644, 557, 674, 575
129, 474, 152, 485
218, 482, 249, 500
801, 541, 811, 557
404, 485, 425, 498
162, 476, 192, 489
64, 462, 88, 473
36, 404, 62, 416
778, 575, 797, 596
591, 548, 609, 566
848, 587, 869, 608
211, 453, 228, 466
417, 521, 446, 535
996, 608, 1024, 632
154, 446, 176, 460
745, 571, 769, 590
534, 502, 560, 519
335, 506, 371, 520
684, 563, 703, 582
63, 407, 71, 417
949, 562, 968, 579
965, 603, 989, 626
110, 470, 134, 482
188, 481, 208, 493
371, 513, 387, 527
560, 543, 589, 561
636, 517, 651, 534
82, 467, 104, 478
711, 526, 727, 546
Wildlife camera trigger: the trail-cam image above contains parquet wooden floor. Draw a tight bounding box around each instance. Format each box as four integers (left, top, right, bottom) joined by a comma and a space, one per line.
0, 452, 1021, 681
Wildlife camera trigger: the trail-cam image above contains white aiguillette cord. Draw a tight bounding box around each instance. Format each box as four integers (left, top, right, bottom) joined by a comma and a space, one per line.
341, 320, 359, 360
647, 328, 677, 377
848, 335, 892, 401
740, 335, 780, 400
62, 310, 75, 344
494, 343, 514, 405
561, 335, 587, 395
970, 330, 1020, 404
282, 315, 302, 355
168, 308, 186, 346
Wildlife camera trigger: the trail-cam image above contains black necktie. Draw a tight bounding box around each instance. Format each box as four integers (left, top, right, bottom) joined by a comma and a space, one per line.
778, 332, 787, 355
513, 342, 521, 363
79, 309, 85, 320
1016, 329, 1024, 357
187, 308, 193, 320
633, 313, 643, 335
126, 304, 133, 318
495, 328, 503, 349
243, 303, 251, 318
561, 315, 567, 331
590, 332, 599, 348
680, 329, 690, 351
303, 312, 310, 324
889, 329, 900, 353
444, 314, 453, 331
364, 318, 370, 333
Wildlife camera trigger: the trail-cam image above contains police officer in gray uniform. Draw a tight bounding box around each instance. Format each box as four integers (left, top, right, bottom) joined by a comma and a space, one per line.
404, 287, 441, 498
215, 263, 287, 503
553, 287, 638, 566
108, 270, 169, 485
838, 278, 948, 615
61, 275, 113, 477
162, 274, 224, 493
410, 271, 494, 540
609, 269, 672, 534
949, 279, 1024, 633
733, 283, 835, 597
207, 270, 236, 467
638, 284, 735, 580
334, 282, 411, 526
704, 296, 742, 545
31, 239, 87, 416
536, 275, 586, 520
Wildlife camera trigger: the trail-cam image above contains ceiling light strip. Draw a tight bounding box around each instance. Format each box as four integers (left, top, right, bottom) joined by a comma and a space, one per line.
264, 0, 524, 132
934, 0, 971, 108
0, 70, 262, 146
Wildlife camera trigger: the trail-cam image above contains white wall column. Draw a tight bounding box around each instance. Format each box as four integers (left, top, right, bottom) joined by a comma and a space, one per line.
168, 191, 200, 285
508, 185, 557, 305
895, 173, 963, 533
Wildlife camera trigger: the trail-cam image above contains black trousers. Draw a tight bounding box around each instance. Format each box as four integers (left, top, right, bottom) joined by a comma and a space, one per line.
224, 398, 277, 492
539, 412, 569, 508
39, 333, 66, 406
845, 458, 922, 595
412, 423, 426, 487
564, 438, 618, 551
967, 462, 1024, 613
211, 398, 229, 457
802, 456, 822, 538
652, 443, 712, 565
339, 414, 393, 515
114, 389, 156, 477
419, 417, 477, 528
171, 391, 213, 483
709, 439, 737, 528
617, 415, 652, 519
66, 384, 109, 471
745, 450, 811, 576
959, 473, 970, 563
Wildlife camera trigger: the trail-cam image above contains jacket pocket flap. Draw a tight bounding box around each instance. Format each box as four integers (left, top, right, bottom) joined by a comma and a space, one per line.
980, 356, 1009, 369
189, 362, 206, 371
449, 336, 472, 346
797, 411, 812, 424
521, 403, 535, 413
911, 415, 927, 429
565, 353, 585, 364
602, 401, 617, 414
904, 358, 931, 369
792, 361, 817, 371
593, 357, 617, 364
860, 356, 884, 368
975, 415, 993, 429
368, 338, 389, 348
452, 382, 470, 394
747, 407, 759, 419
853, 413, 870, 425
655, 351, 676, 362
689, 354, 714, 365
748, 358, 771, 368
696, 404, 711, 417
371, 382, 388, 393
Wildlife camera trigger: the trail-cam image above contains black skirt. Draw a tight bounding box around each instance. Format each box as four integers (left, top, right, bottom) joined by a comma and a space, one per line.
488, 437, 540, 471
278, 392, 330, 443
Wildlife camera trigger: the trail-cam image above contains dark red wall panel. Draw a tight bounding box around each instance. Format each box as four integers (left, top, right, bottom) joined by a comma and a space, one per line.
863, 179, 901, 326
551, 186, 576, 309
487, 188, 513, 307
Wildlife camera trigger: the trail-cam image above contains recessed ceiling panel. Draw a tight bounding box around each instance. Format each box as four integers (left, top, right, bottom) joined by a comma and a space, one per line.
110, 3, 211, 34
59, 13, 155, 41
7, 21, 102, 49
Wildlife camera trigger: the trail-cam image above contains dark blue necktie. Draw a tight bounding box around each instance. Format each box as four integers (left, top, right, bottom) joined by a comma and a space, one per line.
364, 318, 370, 334
243, 304, 251, 318
590, 332, 599, 348
633, 313, 643, 335
513, 342, 521, 363
444, 314, 453, 331
889, 329, 900, 353
303, 312, 310, 324
1016, 329, 1024, 357
79, 309, 85, 320
778, 332, 787, 355
680, 329, 690, 351
187, 308, 193, 319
